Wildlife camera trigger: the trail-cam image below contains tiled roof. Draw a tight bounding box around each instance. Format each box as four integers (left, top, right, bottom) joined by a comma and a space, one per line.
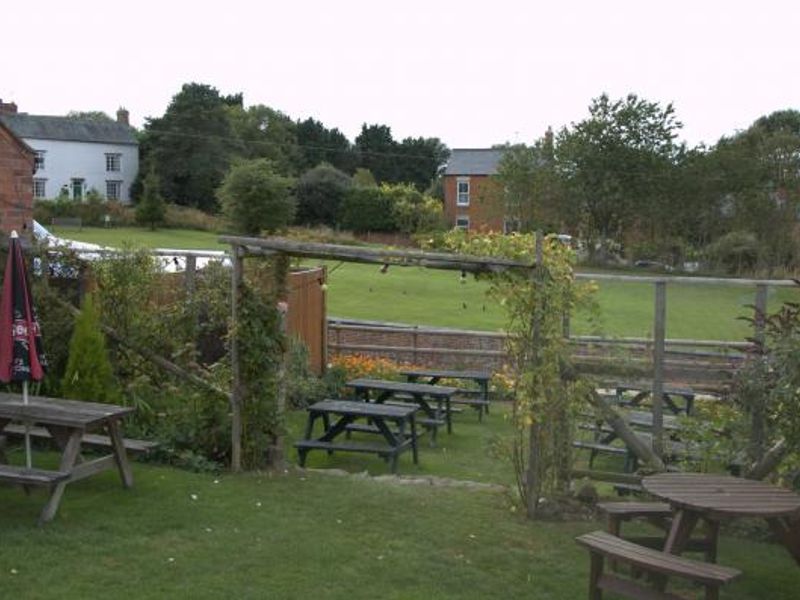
0, 113, 137, 145
444, 148, 504, 176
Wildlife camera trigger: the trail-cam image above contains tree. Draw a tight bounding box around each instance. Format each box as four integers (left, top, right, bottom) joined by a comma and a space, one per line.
66, 111, 114, 122
295, 164, 352, 226
495, 131, 564, 233
352, 168, 377, 188
228, 104, 301, 175
135, 168, 166, 230
217, 159, 295, 235
381, 183, 444, 234
395, 136, 450, 191
338, 186, 395, 232
62, 294, 119, 403
295, 118, 356, 173
355, 124, 398, 183
556, 94, 684, 259
142, 83, 243, 212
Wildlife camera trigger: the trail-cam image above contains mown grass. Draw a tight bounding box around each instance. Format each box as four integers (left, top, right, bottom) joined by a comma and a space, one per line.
51, 227, 797, 340
0, 447, 797, 599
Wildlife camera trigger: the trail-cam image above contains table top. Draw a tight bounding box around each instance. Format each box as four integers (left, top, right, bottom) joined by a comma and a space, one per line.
627, 410, 681, 431
400, 368, 491, 381
0, 392, 134, 428
347, 378, 459, 397
309, 399, 418, 418
642, 473, 800, 518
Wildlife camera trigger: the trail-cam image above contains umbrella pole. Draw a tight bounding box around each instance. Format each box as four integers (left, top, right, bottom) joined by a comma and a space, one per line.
23, 380, 32, 469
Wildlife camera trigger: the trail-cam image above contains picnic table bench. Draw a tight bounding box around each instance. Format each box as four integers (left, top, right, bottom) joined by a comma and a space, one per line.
400, 368, 491, 420
614, 382, 696, 415
0, 392, 137, 525
295, 399, 418, 474
347, 378, 458, 444
576, 530, 740, 600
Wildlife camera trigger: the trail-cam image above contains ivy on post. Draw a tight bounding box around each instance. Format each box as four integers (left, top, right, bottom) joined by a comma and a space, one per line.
230, 244, 244, 472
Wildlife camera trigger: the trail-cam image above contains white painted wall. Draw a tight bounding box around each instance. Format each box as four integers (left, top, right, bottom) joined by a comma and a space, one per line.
26, 138, 138, 203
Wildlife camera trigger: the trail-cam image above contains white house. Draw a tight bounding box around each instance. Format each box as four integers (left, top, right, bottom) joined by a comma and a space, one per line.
0, 103, 138, 203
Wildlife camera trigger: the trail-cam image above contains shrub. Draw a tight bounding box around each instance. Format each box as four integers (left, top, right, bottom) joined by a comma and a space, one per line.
217, 158, 296, 235
295, 164, 352, 227
136, 169, 167, 230
164, 204, 221, 231
338, 186, 396, 232
381, 183, 444, 234
62, 294, 120, 403
704, 231, 759, 274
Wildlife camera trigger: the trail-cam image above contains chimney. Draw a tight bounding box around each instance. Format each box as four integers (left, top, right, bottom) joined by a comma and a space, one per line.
116, 107, 130, 126
0, 99, 18, 114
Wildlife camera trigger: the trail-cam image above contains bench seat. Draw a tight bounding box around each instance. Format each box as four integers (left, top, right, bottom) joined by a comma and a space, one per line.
576, 530, 740, 600
572, 440, 629, 456
0, 464, 70, 486
295, 439, 408, 458
2, 423, 158, 454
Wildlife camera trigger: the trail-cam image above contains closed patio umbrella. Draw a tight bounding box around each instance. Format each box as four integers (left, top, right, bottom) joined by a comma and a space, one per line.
0, 231, 47, 468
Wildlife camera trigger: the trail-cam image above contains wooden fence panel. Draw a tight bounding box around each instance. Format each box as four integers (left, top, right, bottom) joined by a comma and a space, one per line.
287, 267, 326, 374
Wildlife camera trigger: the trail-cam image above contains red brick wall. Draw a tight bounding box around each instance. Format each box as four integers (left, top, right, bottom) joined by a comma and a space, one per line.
0, 125, 34, 236
443, 175, 505, 231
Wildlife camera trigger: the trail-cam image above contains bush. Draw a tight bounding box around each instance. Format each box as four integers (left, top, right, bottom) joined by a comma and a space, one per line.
217, 159, 296, 235
704, 231, 759, 274
136, 169, 167, 230
164, 204, 221, 231
381, 183, 444, 234
338, 186, 396, 232
295, 164, 352, 227
62, 294, 120, 403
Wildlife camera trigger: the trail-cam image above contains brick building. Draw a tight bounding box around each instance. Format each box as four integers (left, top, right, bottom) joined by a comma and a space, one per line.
0, 106, 35, 236
442, 148, 505, 232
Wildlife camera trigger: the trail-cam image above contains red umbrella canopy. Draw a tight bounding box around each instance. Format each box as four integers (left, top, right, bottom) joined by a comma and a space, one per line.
0, 233, 46, 383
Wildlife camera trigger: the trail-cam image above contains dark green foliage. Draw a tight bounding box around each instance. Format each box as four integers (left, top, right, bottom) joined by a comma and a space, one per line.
62, 294, 119, 403
294, 164, 352, 226
135, 169, 166, 230
227, 104, 301, 174
142, 83, 242, 211
217, 159, 296, 235
338, 185, 396, 232
295, 118, 356, 173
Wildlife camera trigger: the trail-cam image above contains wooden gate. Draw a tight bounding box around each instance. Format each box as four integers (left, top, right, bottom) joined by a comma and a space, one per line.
287, 266, 327, 374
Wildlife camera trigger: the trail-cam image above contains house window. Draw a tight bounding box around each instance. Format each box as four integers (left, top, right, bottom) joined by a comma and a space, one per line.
455, 216, 470, 231
106, 180, 122, 201
33, 179, 47, 199
105, 153, 121, 172
34, 151, 45, 172
71, 178, 84, 201
456, 178, 470, 206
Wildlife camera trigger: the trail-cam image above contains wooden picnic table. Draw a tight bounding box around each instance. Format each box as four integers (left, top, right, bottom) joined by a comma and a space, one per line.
615, 382, 696, 415
346, 378, 458, 443
400, 368, 492, 420
643, 472, 800, 566
294, 399, 418, 474
0, 392, 135, 525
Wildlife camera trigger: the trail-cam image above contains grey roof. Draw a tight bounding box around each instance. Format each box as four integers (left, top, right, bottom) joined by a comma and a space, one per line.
444, 148, 504, 176
0, 113, 137, 146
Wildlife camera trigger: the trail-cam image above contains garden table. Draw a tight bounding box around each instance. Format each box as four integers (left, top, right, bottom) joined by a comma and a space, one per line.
400, 368, 491, 419
346, 378, 458, 444
294, 399, 418, 473
0, 392, 135, 525
642, 472, 800, 566
615, 382, 696, 415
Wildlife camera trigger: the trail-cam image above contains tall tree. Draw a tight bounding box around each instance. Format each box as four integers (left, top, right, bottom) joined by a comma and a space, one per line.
228, 104, 301, 175
556, 94, 683, 258
395, 136, 450, 191
295, 118, 356, 173
143, 83, 243, 212
135, 168, 166, 230
294, 163, 352, 226
355, 124, 397, 183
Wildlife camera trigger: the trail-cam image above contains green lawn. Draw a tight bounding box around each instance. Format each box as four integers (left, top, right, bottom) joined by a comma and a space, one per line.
50, 227, 797, 341
49, 226, 226, 250
0, 433, 798, 599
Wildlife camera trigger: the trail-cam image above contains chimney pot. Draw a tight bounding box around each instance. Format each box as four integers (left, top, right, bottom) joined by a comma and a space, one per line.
0, 100, 18, 114
116, 107, 130, 126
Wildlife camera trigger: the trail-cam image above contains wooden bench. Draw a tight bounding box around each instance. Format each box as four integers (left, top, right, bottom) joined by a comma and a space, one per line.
0, 464, 70, 487
50, 216, 83, 230
598, 502, 717, 560
2, 423, 158, 454
576, 530, 740, 600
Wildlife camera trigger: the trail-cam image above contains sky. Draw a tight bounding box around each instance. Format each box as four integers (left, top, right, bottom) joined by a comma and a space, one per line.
2, 0, 799, 149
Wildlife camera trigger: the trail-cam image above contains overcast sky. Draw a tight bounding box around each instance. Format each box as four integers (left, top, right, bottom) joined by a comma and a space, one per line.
3, 0, 798, 149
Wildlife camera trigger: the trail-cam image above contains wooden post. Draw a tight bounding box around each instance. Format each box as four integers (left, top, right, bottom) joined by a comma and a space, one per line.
184, 254, 197, 297
320, 266, 328, 373
751, 284, 769, 462
652, 281, 667, 457
272, 298, 289, 468
526, 232, 544, 518
230, 246, 244, 472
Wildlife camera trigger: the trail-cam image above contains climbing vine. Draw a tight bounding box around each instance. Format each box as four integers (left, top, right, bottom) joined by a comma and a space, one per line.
434, 230, 596, 517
